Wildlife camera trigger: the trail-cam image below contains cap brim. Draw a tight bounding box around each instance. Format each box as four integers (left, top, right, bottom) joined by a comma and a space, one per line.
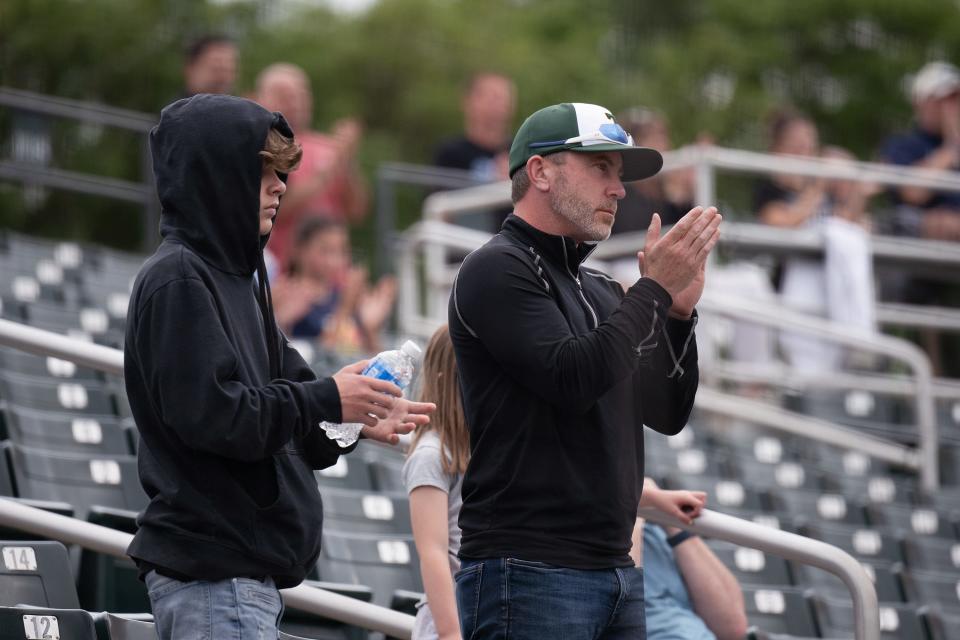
569, 144, 663, 182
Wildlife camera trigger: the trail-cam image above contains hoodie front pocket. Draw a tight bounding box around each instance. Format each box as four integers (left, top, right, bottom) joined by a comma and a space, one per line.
251, 452, 323, 568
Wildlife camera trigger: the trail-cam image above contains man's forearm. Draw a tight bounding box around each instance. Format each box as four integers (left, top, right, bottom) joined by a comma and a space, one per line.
672, 538, 748, 640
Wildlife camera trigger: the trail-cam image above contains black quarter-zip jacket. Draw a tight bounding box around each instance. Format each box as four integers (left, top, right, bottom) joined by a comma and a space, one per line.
449, 215, 698, 569
124, 95, 350, 588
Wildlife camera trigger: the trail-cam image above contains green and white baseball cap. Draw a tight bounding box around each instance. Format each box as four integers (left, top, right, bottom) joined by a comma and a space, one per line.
509, 102, 663, 182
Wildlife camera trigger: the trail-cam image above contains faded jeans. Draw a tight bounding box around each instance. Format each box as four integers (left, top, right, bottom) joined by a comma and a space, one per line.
145, 570, 284, 640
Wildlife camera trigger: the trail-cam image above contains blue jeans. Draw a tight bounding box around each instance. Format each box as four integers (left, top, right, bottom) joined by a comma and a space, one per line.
145, 571, 284, 640
455, 558, 645, 640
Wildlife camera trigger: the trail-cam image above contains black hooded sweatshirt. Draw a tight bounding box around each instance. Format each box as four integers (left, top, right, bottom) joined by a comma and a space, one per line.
124, 94, 349, 588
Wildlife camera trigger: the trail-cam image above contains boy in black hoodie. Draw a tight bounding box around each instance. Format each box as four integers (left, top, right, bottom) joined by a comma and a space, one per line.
124, 94, 433, 639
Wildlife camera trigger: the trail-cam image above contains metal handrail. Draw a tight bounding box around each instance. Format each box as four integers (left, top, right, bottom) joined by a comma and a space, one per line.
0, 498, 415, 638
0, 320, 882, 638
0, 87, 156, 133
637, 507, 880, 640
695, 294, 938, 492
0, 86, 159, 251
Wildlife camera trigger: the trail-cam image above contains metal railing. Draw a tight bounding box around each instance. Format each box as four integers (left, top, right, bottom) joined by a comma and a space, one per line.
374, 163, 485, 276
0, 318, 882, 639
0, 87, 158, 251
0, 498, 415, 638
416, 147, 960, 334
694, 294, 939, 491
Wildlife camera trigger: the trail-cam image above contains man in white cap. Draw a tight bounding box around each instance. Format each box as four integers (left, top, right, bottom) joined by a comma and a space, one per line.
881, 61, 960, 241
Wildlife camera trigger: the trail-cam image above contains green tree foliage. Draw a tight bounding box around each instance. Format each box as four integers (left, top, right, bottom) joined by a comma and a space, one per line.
2, 0, 960, 249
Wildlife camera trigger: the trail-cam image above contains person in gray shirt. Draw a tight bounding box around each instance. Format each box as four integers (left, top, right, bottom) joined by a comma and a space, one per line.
403, 325, 470, 640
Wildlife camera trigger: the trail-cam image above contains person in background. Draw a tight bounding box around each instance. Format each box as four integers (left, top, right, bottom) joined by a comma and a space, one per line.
434, 72, 517, 181
753, 109, 877, 372
881, 61, 960, 241
612, 108, 696, 235
433, 72, 517, 232
182, 35, 238, 97
270, 217, 395, 355
880, 61, 960, 375
255, 63, 369, 265
631, 480, 748, 640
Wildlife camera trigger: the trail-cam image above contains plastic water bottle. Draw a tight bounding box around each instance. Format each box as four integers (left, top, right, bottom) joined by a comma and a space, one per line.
320, 340, 422, 448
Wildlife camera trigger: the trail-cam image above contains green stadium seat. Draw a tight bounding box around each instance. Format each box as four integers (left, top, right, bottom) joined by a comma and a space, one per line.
316, 530, 422, 608
741, 585, 818, 637
0, 606, 97, 640
6, 443, 146, 518
0, 541, 79, 608
813, 595, 930, 640
78, 506, 147, 614
4, 406, 130, 455
320, 487, 412, 535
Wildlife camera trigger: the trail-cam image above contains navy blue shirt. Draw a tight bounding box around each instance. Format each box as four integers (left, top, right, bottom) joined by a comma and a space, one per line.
881, 126, 960, 209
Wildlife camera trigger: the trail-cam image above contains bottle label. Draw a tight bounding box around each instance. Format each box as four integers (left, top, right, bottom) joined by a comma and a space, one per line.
362, 360, 402, 387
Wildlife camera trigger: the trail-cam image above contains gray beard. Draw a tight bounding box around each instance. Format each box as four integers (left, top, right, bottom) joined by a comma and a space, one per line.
549, 173, 613, 242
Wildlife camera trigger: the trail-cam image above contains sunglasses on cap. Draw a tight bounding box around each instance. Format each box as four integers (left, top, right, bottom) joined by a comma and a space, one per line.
528, 123, 634, 149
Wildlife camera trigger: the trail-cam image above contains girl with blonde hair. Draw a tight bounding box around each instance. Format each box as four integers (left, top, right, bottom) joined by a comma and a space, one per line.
402, 325, 469, 640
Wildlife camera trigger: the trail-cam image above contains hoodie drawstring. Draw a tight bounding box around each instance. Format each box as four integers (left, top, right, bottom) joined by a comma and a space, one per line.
256, 252, 281, 380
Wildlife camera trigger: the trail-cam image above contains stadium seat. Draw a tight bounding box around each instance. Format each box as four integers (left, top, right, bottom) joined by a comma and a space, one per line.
6, 443, 147, 518
925, 608, 960, 640
788, 389, 902, 430
78, 506, 147, 614
363, 444, 407, 494
769, 488, 868, 527
367, 459, 405, 492
316, 456, 374, 491
732, 456, 824, 493
316, 530, 422, 607
320, 487, 412, 535
0, 373, 117, 417
812, 595, 929, 640
807, 443, 891, 480
902, 569, 960, 615
740, 585, 818, 637
821, 472, 916, 507
90, 613, 156, 640
801, 523, 905, 565
88, 604, 355, 640
902, 536, 960, 573
0, 348, 103, 382
793, 561, 904, 603
867, 503, 957, 539
0, 297, 26, 322
664, 475, 768, 512
3, 406, 130, 455
0, 540, 79, 608
705, 540, 794, 587
0, 444, 15, 497
0, 606, 97, 640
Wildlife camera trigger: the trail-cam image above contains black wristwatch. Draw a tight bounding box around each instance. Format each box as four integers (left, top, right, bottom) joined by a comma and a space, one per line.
667, 530, 697, 548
